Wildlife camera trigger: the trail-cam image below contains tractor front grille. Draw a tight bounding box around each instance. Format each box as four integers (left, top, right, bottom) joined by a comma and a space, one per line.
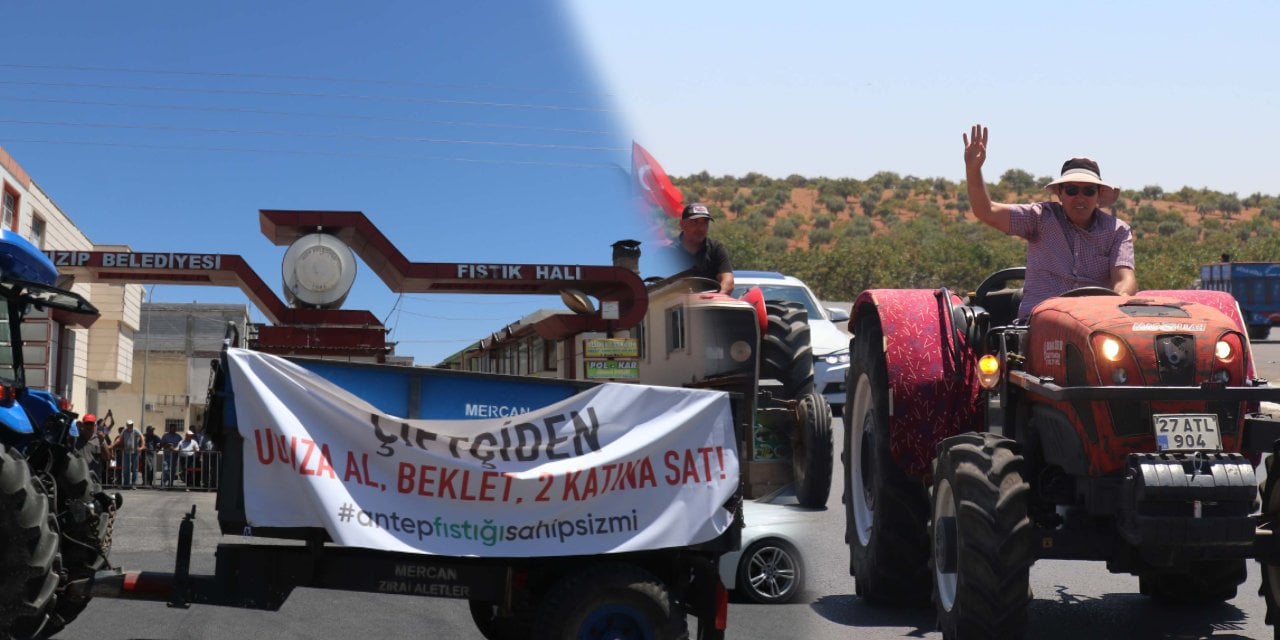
1155, 334, 1196, 385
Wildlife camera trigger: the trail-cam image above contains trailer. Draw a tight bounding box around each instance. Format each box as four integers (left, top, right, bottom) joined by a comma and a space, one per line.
82, 343, 745, 640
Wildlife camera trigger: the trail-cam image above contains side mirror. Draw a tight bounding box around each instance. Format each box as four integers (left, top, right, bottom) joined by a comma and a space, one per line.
828, 307, 850, 323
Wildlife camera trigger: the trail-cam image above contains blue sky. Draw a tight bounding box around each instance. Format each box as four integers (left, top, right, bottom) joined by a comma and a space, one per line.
1, 1, 651, 365
3, 1, 1278, 365
569, 1, 1280, 197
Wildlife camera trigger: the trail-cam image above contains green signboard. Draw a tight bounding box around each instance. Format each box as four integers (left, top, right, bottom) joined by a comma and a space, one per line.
584, 358, 640, 380
583, 338, 639, 359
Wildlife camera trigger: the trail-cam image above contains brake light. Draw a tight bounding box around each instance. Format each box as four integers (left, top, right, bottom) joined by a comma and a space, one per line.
715, 579, 729, 630
0, 384, 13, 403
58, 396, 71, 411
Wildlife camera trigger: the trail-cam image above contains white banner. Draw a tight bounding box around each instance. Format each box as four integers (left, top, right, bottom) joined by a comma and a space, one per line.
227, 349, 739, 557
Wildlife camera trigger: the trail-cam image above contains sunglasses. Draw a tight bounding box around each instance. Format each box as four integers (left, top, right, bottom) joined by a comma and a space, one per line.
1061, 185, 1098, 197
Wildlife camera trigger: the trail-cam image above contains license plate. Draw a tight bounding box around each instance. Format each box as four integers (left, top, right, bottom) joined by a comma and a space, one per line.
1153, 413, 1222, 451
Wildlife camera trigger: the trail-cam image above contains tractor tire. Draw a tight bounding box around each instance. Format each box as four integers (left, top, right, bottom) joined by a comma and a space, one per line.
931, 432, 1033, 640
844, 315, 932, 606
532, 563, 685, 640
1249, 325, 1271, 341
792, 392, 833, 508
40, 449, 115, 637
1262, 452, 1280, 625
0, 445, 61, 639
1139, 560, 1245, 604
761, 301, 815, 400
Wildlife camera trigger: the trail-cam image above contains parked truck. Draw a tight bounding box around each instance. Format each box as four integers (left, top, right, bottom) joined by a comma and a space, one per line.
0, 231, 113, 639
1199, 259, 1280, 340
842, 266, 1280, 638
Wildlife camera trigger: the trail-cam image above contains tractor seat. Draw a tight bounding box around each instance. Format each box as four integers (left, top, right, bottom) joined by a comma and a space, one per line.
978, 287, 1023, 329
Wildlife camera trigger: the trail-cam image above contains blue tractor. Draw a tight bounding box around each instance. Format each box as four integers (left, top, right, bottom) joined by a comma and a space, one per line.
0, 230, 112, 639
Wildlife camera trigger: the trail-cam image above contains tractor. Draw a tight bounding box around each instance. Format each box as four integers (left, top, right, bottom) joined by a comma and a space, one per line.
636, 275, 833, 508
0, 230, 113, 639
842, 267, 1280, 638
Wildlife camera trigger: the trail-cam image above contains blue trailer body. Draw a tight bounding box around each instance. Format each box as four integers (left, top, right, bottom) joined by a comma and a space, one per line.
288, 358, 592, 420
1200, 261, 1280, 339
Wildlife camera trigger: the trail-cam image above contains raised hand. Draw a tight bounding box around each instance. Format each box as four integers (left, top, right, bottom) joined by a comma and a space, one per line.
963, 124, 988, 169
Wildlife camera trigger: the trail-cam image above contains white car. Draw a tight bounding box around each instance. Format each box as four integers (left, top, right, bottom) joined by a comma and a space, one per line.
733, 271, 851, 413
719, 499, 808, 604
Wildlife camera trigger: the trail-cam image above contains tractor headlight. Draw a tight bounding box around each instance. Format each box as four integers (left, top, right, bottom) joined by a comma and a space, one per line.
1214, 340, 1232, 361
977, 354, 1001, 389
824, 352, 850, 365
1101, 337, 1123, 362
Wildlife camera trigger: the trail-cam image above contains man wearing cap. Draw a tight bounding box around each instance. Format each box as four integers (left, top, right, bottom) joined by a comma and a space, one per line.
79, 414, 108, 480
963, 124, 1136, 321
113, 419, 144, 488
159, 423, 183, 487
667, 203, 735, 294
178, 429, 201, 489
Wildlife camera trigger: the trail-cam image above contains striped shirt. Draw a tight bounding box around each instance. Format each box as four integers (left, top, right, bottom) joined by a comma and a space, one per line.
1008, 202, 1135, 319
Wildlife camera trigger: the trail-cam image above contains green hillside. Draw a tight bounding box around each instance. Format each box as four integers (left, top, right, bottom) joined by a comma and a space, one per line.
665, 171, 1280, 301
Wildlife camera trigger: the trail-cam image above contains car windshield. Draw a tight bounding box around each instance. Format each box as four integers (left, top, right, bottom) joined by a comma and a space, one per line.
731, 283, 824, 320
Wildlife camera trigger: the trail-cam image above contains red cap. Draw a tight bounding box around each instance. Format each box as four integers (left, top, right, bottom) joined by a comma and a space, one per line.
82, 413, 97, 423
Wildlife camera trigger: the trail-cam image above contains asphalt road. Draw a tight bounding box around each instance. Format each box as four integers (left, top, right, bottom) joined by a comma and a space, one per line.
50, 339, 1280, 639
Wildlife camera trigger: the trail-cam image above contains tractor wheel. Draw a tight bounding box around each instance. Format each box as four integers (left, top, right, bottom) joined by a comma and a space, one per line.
844, 315, 932, 606
792, 392, 833, 508
1249, 325, 1271, 341
761, 301, 815, 399
0, 445, 61, 638
931, 432, 1033, 640
1139, 560, 1245, 604
40, 449, 115, 637
1262, 452, 1280, 625
531, 563, 685, 640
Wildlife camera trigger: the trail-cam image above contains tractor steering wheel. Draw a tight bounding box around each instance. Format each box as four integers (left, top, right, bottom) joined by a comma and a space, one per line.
681, 277, 723, 293
974, 267, 1027, 304
1058, 286, 1120, 298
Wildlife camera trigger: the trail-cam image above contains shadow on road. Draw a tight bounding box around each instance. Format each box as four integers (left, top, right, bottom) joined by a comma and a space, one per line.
809, 594, 935, 636
809, 589, 1261, 640
1028, 586, 1255, 640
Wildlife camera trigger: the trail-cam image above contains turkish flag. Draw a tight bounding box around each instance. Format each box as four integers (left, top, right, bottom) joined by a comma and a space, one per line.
632, 142, 684, 218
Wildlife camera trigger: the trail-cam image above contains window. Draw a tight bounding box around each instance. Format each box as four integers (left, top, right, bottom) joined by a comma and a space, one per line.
666, 305, 685, 353
165, 418, 185, 433
29, 216, 45, 249
542, 339, 557, 371
634, 320, 647, 359
517, 339, 529, 375
2, 186, 17, 231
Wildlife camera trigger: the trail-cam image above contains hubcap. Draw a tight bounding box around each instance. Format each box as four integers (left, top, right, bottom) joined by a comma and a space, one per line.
933, 478, 958, 611
748, 544, 798, 599
849, 373, 875, 545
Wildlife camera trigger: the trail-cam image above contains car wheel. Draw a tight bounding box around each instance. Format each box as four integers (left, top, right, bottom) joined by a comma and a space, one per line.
736, 538, 803, 604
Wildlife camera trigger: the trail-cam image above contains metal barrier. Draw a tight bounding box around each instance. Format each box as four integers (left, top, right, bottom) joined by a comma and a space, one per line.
93, 449, 221, 491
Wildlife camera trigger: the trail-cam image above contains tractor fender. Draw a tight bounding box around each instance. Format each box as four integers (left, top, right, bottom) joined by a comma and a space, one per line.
1137, 289, 1256, 379
851, 289, 983, 479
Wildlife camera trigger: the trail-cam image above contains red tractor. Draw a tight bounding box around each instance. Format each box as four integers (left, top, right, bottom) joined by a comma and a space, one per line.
842, 267, 1280, 638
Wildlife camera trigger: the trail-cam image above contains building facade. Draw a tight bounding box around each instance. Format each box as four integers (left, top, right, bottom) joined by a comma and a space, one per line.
96, 303, 249, 433
1, 144, 140, 416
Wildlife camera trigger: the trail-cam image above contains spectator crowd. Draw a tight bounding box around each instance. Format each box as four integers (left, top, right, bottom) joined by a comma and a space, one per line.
77, 412, 219, 490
